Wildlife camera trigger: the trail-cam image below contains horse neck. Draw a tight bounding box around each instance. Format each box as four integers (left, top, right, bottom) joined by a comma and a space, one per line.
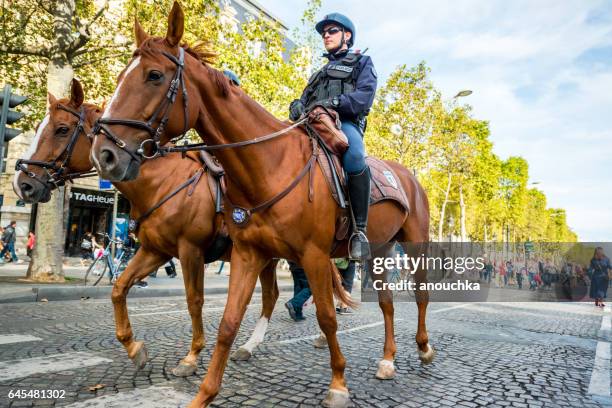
190, 66, 310, 205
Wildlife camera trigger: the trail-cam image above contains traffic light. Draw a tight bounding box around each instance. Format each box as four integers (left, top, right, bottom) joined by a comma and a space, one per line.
0, 84, 28, 173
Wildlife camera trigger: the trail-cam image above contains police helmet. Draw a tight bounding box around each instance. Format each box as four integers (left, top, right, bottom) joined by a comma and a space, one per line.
315, 13, 355, 48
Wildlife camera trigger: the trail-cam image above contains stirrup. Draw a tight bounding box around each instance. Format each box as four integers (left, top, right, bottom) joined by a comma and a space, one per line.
348, 230, 371, 260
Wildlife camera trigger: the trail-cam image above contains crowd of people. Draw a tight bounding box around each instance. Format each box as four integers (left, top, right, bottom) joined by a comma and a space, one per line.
479, 247, 610, 307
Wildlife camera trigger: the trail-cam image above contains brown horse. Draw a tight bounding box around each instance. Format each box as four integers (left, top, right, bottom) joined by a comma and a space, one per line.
90, 3, 433, 407
13, 78, 280, 376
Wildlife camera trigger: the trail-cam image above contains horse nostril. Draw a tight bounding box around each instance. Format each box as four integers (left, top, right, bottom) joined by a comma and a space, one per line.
100, 149, 116, 167
21, 182, 33, 194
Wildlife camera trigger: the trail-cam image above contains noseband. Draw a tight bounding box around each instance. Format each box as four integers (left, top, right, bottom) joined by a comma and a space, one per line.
15, 105, 96, 188
92, 47, 189, 160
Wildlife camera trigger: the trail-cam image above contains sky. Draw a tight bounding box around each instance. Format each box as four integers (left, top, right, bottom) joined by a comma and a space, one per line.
260, 0, 612, 241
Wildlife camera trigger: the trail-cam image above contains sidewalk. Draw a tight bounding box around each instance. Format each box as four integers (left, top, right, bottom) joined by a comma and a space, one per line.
0, 258, 293, 303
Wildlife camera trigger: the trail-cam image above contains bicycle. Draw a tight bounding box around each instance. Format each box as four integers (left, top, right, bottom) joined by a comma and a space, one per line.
83, 233, 134, 286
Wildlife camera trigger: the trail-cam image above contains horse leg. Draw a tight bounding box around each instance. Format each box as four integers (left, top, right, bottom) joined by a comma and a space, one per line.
231, 259, 279, 361
188, 251, 268, 407
301, 250, 350, 408
374, 265, 397, 379
172, 242, 205, 377
413, 260, 434, 363
111, 248, 168, 370
400, 238, 435, 364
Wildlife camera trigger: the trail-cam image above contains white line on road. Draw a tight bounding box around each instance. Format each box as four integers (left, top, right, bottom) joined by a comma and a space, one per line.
278, 320, 405, 345
0, 334, 42, 345
130, 303, 262, 317
430, 303, 471, 314
0, 352, 112, 382
63, 385, 192, 408
588, 341, 610, 396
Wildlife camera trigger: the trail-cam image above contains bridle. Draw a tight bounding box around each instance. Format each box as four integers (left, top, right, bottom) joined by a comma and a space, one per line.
15, 104, 97, 188
92, 47, 189, 161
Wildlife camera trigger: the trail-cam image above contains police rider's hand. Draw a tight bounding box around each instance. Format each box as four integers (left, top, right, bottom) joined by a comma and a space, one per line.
289, 99, 305, 121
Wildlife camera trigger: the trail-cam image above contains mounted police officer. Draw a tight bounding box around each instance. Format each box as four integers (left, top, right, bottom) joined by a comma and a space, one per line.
289, 13, 377, 260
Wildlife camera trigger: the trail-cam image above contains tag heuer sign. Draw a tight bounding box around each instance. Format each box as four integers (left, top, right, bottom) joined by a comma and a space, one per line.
69, 190, 114, 205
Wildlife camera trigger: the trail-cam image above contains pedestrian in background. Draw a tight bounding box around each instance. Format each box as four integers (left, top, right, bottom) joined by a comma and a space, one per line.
285, 261, 310, 321
335, 258, 355, 315
517, 265, 525, 289
589, 247, 611, 307
26, 231, 35, 258
0, 221, 20, 264
484, 259, 493, 283
80, 231, 95, 265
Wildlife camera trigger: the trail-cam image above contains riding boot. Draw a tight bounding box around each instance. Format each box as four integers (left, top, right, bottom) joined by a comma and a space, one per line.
347, 166, 371, 260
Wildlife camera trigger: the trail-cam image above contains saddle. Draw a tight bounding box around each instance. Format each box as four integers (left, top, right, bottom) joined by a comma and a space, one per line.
304, 109, 411, 241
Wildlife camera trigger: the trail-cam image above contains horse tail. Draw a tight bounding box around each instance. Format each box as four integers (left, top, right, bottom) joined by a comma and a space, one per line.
330, 260, 358, 309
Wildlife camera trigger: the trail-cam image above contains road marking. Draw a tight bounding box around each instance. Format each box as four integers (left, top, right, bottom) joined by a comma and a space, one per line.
0, 334, 42, 345
588, 341, 610, 396
0, 352, 112, 381
278, 320, 405, 345
63, 385, 192, 407
431, 303, 471, 314
130, 303, 261, 317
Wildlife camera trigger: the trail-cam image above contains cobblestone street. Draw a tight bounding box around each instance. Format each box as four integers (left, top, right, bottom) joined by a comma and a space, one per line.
0, 293, 610, 407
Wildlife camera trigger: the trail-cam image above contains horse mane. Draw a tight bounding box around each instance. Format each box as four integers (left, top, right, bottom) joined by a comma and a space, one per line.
135, 37, 231, 97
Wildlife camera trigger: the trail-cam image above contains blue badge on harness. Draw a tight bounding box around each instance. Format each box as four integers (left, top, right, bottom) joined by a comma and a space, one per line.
232, 207, 249, 225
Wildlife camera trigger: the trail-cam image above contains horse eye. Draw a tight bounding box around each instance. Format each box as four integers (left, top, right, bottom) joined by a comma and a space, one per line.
56, 126, 70, 136
147, 70, 163, 81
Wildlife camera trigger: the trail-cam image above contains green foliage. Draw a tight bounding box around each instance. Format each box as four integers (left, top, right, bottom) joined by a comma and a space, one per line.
366, 61, 576, 242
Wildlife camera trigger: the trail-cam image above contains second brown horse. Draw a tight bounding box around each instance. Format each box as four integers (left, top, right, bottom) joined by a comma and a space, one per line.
13, 79, 279, 376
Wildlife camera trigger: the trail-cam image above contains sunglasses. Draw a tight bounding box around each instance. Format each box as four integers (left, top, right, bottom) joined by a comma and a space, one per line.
321, 27, 342, 37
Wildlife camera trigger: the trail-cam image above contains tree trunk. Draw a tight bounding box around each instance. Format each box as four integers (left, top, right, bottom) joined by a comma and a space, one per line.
437, 172, 452, 242
459, 183, 467, 241
26, 0, 75, 282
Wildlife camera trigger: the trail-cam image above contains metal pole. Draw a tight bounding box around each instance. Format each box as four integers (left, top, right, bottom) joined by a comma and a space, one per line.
0, 85, 10, 174
110, 189, 119, 259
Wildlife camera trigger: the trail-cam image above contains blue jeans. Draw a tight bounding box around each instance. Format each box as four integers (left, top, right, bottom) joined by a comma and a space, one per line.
339, 260, 356, 293
288, 262, 311, 317
1, 242, 18, 262
341, 121, 366, 174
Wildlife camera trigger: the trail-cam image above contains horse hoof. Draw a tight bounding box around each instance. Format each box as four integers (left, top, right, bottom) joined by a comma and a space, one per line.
313, 334, 327, 349
171, 362, 197, 377
130, 342, 148, 370
418, 344, 435, 364
230, 347, 252, 361
322, 389, 351, 408
375, 359, 396, 380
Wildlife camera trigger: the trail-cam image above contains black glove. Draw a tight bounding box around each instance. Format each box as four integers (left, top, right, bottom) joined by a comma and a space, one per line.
289, 99, 305, 121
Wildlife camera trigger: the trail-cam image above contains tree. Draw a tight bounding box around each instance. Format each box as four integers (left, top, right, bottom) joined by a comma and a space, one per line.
367, 62, 441, 171
1, 0, 126, 281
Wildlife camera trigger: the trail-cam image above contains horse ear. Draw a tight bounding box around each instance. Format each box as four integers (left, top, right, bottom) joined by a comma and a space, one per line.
165, 1, 184, 48
70, 79, 84, 108
47, 92, 58, 108
134, 17, 148, 48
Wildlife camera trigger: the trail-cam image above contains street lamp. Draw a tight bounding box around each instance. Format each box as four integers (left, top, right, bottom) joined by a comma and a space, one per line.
453, 90, 473, 98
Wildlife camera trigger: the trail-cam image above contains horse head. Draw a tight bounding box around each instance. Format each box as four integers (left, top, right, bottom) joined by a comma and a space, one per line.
91, 1, 212, 181
13, 79, 100, 203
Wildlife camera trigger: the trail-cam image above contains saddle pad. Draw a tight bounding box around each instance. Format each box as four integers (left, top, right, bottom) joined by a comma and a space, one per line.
315, 149, 410, 214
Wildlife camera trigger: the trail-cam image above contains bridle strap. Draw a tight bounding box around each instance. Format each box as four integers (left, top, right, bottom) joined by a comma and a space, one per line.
93, 47, 189, 160
15, 105, 91, 187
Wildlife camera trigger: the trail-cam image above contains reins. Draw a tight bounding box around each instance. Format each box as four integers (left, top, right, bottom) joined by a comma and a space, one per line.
15, 105, 97, 188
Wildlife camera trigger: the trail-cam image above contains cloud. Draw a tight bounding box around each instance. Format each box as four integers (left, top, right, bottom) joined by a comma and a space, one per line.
263, 0, 612, 240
